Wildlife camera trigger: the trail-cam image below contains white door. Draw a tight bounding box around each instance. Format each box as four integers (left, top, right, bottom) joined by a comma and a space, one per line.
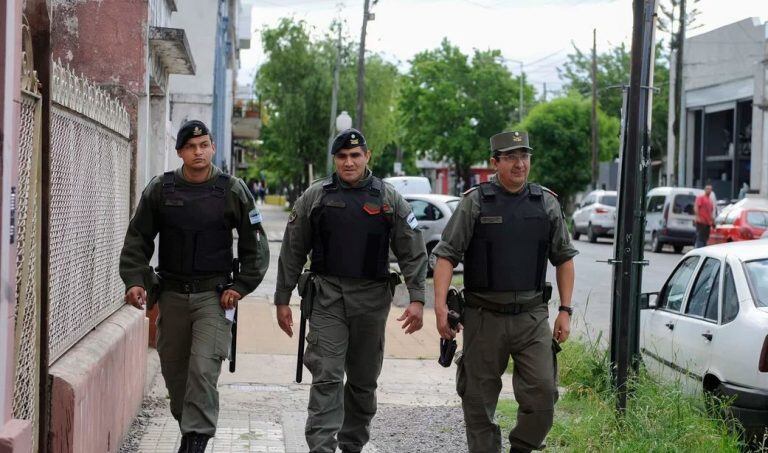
641, 255, 701, 381
672, 256, 721, 393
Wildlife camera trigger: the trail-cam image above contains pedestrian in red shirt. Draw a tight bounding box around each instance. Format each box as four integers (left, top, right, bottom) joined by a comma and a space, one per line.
694, 184, 715, 248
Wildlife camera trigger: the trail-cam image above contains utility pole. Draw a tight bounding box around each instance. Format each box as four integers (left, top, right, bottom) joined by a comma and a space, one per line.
356, 0, 376, 131
327, 22, 342, 175
609, 0, 657, 412
519, 61, 524, 123
672, 0, 686, 186
665, 51, 677, 185
591, 28, 599, 190
543, 82, 547, 102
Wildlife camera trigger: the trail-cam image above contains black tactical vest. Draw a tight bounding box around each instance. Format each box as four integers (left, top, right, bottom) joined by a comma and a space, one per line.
464, 182, 551, 292
157, 171, 233, 276
309, 175, 392, 280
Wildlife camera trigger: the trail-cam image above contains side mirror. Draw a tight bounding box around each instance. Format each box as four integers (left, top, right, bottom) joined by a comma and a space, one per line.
639, 292, 659, 309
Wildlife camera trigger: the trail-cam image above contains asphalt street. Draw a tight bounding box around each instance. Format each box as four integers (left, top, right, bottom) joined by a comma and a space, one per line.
254, 202, 685, 343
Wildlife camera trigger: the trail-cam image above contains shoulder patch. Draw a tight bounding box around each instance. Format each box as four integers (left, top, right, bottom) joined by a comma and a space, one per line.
462, 186, 478, 197
541, 186, 558, 198
406, 212, 419, 230
248, 207, 262, 225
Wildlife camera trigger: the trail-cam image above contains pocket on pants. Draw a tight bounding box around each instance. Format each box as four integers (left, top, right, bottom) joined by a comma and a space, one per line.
214, 316, 233, 360
456, 353, 466, 397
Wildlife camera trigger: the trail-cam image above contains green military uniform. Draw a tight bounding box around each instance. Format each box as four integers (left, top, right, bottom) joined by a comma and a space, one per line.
276, 164, 427, 453
433, 161, 577, 450
119, 164, 270, 438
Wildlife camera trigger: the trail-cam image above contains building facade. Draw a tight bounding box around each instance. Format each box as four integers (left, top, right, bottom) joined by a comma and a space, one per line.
678, 17, 768, 200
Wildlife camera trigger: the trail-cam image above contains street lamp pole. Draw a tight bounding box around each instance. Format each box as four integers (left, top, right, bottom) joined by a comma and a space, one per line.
505, 58, 525, 124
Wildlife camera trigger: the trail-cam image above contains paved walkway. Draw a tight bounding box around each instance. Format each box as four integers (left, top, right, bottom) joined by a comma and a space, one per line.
130, 293, 515, 452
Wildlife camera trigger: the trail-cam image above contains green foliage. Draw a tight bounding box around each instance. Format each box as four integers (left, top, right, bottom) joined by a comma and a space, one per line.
497, 340, 744, 452
255, 18, 331, 189
520, 96, 620, 206
254, 18, 406, 195
398, 39, 534, 185
558, 43, 670, 161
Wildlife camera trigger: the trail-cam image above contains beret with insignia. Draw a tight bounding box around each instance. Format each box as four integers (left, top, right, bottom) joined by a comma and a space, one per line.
331, 128, 367, 154
176, 120, 213, 150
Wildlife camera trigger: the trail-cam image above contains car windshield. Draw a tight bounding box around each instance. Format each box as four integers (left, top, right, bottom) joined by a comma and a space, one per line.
446, 199, 460, 213
673, 194, 696, 215
600, 195, 617, 207
745, 259, 768, 308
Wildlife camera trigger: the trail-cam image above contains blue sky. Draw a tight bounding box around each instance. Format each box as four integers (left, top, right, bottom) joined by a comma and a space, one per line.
238, 0, 767, 96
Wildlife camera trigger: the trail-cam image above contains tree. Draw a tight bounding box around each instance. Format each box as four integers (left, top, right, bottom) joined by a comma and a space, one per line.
255, 18, 332, 201
399, 39, 534, 187
559, 43, 670, 163
520, 96, 621, 208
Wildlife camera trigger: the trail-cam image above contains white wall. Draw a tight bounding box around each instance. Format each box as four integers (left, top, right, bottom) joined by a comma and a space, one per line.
169, 0, 216, 97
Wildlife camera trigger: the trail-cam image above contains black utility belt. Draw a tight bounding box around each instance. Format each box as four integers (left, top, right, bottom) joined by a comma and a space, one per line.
160, 276, 229, 294
464, 297, 543, 315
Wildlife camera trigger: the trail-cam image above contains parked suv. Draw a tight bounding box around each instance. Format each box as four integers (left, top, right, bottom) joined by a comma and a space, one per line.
572, 190, 617, 243
645, 187, 703, 253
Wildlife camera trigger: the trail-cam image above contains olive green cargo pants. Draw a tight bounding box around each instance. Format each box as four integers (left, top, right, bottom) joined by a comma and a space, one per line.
156, 290, 232, 437
457, 305, 559, 453
303, 297, 391, 453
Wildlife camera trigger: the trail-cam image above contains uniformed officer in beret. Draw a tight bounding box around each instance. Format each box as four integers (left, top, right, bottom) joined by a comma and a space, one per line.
119, 120, 270, 453
275, 128, 427, 453
432, 131, 577, 453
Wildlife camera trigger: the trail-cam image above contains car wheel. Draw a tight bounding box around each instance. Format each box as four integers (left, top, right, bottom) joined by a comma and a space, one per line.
673, 244, 684, 254
426, 242, 437, 278
651, 232, 663, 253
572, 226, 580, 241
587, 224, 597, 243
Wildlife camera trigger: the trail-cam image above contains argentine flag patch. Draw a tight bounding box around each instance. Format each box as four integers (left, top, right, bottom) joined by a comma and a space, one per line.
249, 208, 262, 225
406, 212, 419, 230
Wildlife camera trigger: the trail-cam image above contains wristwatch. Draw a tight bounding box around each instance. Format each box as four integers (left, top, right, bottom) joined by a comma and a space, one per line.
558, 305, 573, 316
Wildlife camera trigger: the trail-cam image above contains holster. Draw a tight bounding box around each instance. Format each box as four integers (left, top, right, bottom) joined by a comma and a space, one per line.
297, 271, 315, 318
446, 286, 465, 329
145, 268, 160, 310
388, 272, 402, 297
543, 282, 553, 304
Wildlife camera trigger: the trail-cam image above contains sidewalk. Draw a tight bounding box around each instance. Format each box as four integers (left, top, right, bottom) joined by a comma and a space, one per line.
126, 294, 516, 452
123, 203, 515, 452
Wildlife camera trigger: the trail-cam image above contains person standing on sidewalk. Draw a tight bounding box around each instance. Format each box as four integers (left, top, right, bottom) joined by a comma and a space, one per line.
432, 131, 577, 453
694, 184, 715, 248
119, 120, 270, 453
274, 128, 427, 453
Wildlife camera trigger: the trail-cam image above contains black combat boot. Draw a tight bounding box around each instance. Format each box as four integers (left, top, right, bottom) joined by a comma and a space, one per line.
176, 433, 189, 453
185, 433, 211, 453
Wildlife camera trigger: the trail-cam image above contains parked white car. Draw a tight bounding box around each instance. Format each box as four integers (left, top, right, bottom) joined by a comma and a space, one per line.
645, 186, 704, 253
383, 176, 432, 195
388, 194, 460, 275
571, 190, 617, 242
640, 241, 768, 437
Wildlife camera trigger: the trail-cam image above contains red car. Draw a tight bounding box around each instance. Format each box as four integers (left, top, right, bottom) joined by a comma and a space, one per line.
708, 208, 768, 244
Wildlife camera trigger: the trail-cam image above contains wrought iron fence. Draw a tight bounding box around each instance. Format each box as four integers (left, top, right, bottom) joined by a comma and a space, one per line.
47, 60, 131, 363
12, 22, 43, 449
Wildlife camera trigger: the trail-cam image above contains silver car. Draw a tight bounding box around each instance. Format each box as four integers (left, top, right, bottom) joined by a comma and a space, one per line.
572, 190, 617, 243
402, 194, 460, 275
